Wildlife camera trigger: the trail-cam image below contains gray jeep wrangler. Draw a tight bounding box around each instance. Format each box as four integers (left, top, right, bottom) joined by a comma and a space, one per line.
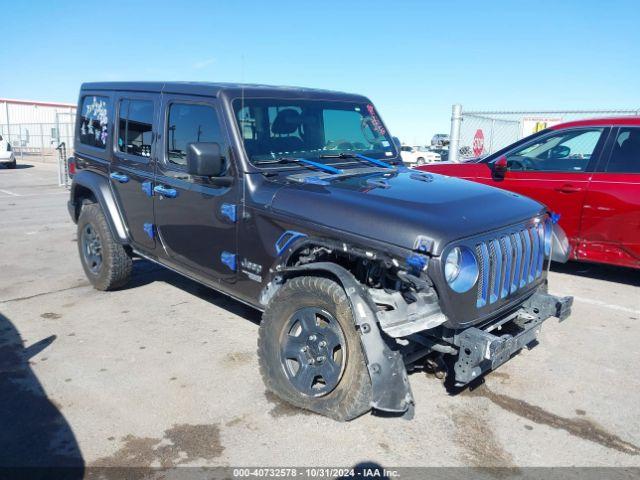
68, 82, 572, 420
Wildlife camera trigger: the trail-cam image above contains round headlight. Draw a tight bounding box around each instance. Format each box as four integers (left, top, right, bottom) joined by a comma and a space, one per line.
445, 248, 462, 283
445, 246, 479, 293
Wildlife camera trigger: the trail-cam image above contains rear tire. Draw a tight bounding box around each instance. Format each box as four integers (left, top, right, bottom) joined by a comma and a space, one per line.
7, 160, 16, 169
258, 276, 372, 421
77, 203, 132, 291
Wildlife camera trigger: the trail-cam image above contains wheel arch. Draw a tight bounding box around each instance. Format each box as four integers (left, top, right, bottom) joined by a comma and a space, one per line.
70, 170, 130, 244
261, 234, 392, 302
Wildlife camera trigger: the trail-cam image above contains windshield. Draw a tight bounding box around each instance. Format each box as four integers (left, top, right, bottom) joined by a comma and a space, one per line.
232, 98, 398, 165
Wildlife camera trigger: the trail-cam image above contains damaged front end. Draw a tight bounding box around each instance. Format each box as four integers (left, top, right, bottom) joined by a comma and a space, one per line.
265, 218, 573, 416
451, 291, 573, 385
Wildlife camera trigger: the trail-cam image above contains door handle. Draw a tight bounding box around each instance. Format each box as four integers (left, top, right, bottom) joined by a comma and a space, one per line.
110, 172, 129, 183
154, 185, 178, 198
555, 184, 582, 194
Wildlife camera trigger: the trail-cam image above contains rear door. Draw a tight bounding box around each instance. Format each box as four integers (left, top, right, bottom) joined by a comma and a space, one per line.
109, 93, 158, 251
482, 127, 608, 251
579, 126, 640, 268
154, 95, 239, 280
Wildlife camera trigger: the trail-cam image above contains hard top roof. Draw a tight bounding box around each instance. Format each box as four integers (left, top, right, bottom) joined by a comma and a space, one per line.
80, 81, 369, 102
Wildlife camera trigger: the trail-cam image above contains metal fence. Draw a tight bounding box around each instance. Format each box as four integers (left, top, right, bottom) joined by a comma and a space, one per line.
1, 118, 76, 186
448, 105, 640, 162
1, 119, 75, 160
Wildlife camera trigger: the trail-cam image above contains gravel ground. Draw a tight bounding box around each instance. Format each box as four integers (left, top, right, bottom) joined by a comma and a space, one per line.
1, 162, 639, 472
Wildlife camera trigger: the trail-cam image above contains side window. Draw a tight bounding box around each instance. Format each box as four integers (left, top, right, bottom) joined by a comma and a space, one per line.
166, 103, 225, 167
118, 99, 154, 158
505, 128, 603, 172
79, 96, 110, 149
606, 127, 640, 173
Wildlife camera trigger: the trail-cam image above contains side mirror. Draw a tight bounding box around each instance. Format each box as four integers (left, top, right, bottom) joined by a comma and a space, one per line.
492, 156, 508, 178
186, 142, 226, 177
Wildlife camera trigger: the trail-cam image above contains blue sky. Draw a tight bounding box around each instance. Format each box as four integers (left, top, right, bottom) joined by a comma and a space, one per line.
2, 0, 638, 144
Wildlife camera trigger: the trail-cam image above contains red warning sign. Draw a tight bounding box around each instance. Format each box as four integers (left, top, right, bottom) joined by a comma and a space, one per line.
473, 129, 485, 157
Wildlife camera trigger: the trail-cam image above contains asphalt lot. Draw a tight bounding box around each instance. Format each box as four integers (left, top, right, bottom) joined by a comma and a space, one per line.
1, 161, 639, 470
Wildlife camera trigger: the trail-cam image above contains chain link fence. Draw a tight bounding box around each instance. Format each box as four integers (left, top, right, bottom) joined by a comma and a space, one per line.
449, 105, 640, 162
1, 117, 76, 186
1, 120, 75, 160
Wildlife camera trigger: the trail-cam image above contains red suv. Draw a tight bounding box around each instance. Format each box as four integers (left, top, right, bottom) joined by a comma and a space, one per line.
418, 117, 640, 269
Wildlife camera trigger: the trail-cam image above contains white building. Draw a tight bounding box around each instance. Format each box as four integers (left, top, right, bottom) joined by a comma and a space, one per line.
0, 98, 77, 155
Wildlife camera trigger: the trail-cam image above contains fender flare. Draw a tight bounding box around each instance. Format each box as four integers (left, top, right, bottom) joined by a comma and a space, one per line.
69, 170, 130, 243
271, 262, 414, 416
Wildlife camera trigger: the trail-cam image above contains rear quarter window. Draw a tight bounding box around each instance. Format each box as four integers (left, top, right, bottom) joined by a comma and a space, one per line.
79, 96, 110, 149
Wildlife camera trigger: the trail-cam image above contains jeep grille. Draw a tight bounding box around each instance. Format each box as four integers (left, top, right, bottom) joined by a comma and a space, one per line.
475, 219, 549, 308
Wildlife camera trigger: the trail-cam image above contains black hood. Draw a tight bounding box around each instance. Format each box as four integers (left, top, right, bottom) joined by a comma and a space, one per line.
271, 169, 545, 256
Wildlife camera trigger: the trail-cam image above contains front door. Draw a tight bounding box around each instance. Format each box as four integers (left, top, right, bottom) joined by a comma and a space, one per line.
154, 95, 239, 280
580, 126, 640, 268
109, 94, 158, 251
484, 127, 608, 250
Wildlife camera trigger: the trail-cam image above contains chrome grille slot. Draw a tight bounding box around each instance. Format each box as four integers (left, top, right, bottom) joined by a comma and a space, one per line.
488, 240, 499, 304
536, 223, 545, 277
476, 243, 490, 308
476, 245, 484, 307
500, 236, 512, 299
511, 232, 523, 293
521, 229, 532, 287
528, 226, 538, 283
473, 219, 549, 309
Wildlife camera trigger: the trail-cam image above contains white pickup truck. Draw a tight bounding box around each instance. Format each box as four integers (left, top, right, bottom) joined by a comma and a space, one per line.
399, 145, 441, 166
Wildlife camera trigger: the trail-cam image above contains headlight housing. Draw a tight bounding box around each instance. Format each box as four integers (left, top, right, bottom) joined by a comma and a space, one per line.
444, 246, 479, 293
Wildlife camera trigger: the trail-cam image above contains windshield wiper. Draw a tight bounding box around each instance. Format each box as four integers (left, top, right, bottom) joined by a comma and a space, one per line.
318, 152, 393, 169
256, 157, 343, 175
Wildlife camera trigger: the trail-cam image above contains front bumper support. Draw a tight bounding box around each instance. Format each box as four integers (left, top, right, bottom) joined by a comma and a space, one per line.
453, 292, 573, 385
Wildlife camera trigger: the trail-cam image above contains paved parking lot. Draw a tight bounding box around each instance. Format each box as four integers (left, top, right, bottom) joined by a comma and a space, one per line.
1, 162, 639, 470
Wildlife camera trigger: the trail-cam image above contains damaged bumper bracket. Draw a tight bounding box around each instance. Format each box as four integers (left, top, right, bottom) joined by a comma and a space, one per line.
453, 292, 573, 385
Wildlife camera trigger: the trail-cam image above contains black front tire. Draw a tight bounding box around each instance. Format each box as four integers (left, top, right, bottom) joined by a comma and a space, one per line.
7, 160, 16, 169
77, 203, 132, 291
258, 276, 372, 421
